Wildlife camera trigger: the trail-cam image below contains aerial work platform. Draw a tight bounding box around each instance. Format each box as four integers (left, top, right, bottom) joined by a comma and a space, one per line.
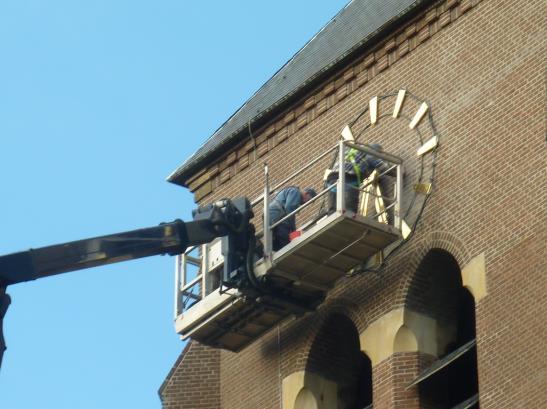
174, 140, 404, 351
261, 210, 401, 293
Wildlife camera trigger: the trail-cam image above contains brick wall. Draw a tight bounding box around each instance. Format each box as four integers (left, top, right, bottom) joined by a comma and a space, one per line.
373, 352, 424, 409
159, 341, 220, 409
161, 0, 546, 407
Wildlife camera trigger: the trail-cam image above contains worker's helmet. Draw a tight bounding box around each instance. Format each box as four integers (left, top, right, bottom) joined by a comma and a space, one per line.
368, 143, 383, 151
303, 188, 317, 199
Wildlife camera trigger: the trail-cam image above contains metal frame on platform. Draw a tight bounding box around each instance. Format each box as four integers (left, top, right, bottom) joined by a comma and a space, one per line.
172, 140, 404, 351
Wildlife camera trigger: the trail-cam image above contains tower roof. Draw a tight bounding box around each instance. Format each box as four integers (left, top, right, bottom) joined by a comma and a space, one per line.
168, 0, 430, 186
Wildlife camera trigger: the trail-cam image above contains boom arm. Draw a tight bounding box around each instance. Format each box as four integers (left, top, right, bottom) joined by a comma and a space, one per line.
1, 220, 187, 285
0, 197, 253, 369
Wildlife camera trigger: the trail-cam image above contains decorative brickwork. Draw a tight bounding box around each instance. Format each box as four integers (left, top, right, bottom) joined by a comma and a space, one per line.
185, 0, 486, 203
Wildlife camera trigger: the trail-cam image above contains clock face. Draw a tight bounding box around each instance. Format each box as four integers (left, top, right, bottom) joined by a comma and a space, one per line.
340, 89, 439, 268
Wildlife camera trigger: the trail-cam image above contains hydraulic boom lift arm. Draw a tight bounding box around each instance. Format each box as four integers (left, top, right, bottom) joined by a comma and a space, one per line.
0, 197, 253, 370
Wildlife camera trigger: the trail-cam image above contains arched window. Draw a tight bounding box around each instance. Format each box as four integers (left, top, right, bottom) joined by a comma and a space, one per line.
306, 314, 373, 409
407, 249, 480, 408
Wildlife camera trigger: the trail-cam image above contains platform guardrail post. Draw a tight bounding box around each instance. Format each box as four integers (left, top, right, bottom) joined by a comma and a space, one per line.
263, 164, 272, 258
201, 244, 208, 298
337, 140, 346, 212
174, 255, 182, 319
395, 164, 403, 231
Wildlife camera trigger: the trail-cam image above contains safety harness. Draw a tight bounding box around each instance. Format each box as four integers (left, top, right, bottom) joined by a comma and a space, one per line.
345, 148, 362, 185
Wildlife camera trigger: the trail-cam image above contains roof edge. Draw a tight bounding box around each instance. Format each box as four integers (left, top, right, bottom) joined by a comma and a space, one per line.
157, 340, 192, 398
168, 0, 434, 188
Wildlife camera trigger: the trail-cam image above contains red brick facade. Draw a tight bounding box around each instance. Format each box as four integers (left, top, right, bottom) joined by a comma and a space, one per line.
160, 342, 220, 409
160, 0, 546, 408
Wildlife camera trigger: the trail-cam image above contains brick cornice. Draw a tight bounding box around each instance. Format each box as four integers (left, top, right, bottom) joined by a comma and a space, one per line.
187, 0, 482, 202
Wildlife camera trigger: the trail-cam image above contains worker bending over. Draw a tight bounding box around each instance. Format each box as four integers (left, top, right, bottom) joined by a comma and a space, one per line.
269, 187, 317, 251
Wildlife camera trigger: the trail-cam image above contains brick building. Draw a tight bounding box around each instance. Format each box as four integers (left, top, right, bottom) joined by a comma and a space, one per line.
159, 0, 545, 408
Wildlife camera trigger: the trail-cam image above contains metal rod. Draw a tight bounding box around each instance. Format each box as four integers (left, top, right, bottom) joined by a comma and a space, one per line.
346, 182, 389, 198
269, 183, 334, 230
271, 144, 338, 194
395, 164, 403, 231
181, 274, 202, 293
180, 291, 200, 301
371, 201, 396, 219
181, 253, 187, 288
263, 164, 272, 257
250, 194, 264, 208
250, 144, 338, 207
185, 255, 201, 267
298, 230, 370, 283
344, 141, 403, 164
201, 244, 208, 298
337, 140, 345, 212
174, 255, 181, 319
378, 164, 398, 179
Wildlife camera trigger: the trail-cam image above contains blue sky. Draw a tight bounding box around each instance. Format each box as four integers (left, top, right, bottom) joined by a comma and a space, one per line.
0, 1, 348, 408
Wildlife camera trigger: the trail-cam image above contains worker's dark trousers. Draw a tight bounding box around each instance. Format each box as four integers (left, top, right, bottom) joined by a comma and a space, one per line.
272, 221, 291, 251
269, 201, 291, 251
326, 174, 360, 213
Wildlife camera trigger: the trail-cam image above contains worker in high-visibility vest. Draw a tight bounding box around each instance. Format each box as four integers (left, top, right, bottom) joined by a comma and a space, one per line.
324, 143, 385, 214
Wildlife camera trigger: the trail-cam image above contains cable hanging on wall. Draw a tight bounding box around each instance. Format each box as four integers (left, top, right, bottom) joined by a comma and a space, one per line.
342, 89, 440, 276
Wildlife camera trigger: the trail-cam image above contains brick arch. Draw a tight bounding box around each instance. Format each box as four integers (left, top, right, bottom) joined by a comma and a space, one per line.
279, 299, 362, 378
396, 230, 472, 304
304, 311, 362, 373
303, 308, 372, 409
320, 298, 368, 334
400, 237, 476, 358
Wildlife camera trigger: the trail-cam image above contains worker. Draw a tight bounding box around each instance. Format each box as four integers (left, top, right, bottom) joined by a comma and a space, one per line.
269, 187, 317, 251
325, 143, 388, 214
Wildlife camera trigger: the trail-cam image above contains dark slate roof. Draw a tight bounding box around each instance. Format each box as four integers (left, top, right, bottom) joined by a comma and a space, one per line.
168, 0, 431, 186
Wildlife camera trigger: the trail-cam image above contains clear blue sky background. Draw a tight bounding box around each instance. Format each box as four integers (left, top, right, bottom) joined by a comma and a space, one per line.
0, 1, 348, 408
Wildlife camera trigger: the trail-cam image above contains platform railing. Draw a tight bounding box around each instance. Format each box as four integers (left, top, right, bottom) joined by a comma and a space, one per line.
260, 140, 403, 262
174, 246, 203, 319
174, 140, 403, 320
